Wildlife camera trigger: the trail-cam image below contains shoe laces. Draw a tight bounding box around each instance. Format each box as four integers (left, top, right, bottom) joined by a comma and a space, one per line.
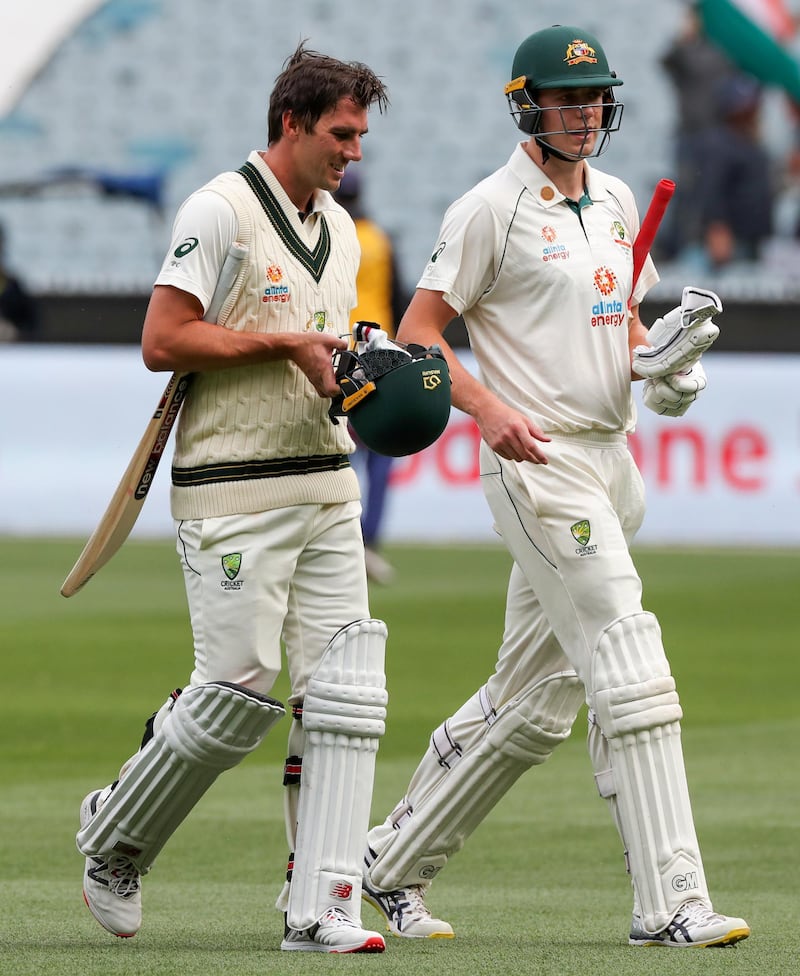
319, 907, 359, 930
381, 884, 431, 923
107, 855, 140, 898
401, 885, 432, 920
675, 899, 719, 923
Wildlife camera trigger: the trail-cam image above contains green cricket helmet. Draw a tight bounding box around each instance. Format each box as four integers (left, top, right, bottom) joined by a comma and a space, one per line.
505, 25, 624, 159
329, 336, 451, 457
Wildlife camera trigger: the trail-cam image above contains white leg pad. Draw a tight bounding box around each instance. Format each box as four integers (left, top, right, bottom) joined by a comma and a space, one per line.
76, 682, 285, 873
590, 612, 709, 932
286, 619, 388, 931
367, 671, 584, 891
117, 689, 181, 781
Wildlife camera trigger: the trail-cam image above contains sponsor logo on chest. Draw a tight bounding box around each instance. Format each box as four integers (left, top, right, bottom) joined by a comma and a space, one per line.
262, 264, 291, 303
540, 225, 569, 262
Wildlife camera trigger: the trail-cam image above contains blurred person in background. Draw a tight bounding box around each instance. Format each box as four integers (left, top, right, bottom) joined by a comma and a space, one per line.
335, 166, 408, 584
694, 72, 775, 268
0, 222, 39, 342
776, 101, 800, 236
659, 1, 741, 262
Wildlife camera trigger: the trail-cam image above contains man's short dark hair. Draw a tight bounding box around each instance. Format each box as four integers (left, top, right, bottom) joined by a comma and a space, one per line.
267, 41, 389, 144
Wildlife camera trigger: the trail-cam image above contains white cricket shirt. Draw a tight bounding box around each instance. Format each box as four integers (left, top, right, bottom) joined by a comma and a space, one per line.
418, 143, 659, 434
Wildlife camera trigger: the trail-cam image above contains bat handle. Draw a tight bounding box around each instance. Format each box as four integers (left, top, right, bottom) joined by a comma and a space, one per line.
631, 178, 676, 297
204, 241, 249, 324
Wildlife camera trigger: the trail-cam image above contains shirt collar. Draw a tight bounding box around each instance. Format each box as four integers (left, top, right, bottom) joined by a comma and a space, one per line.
245, 150, 340, 220
507, 143, 611, 208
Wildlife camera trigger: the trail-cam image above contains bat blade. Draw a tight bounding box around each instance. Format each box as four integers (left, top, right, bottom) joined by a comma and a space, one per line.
59, 372, 192, 597
59, 240, 249, 598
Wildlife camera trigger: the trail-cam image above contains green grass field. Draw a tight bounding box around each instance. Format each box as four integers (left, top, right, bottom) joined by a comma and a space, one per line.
1, 539, 797, 975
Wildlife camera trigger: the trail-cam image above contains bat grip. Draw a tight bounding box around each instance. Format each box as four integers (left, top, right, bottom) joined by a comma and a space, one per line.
204, 241, 249, 323
631, 178, 675, 294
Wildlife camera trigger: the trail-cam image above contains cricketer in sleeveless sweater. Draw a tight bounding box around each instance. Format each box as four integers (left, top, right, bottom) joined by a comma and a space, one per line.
169, 152, 361, 520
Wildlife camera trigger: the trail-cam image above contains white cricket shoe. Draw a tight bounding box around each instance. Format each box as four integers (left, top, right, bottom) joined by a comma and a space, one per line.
79, 788, 142, 938
362, 876, 454, 939
629, 899, 750, 948
281, 907, 385, 953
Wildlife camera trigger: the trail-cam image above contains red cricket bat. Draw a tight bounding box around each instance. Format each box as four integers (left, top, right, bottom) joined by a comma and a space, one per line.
60, 242, 248, 597
632, 178, 675, 293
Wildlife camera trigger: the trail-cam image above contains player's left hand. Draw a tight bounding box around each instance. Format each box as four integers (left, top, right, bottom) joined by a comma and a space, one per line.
632, 286, 721, 378
642, 361, 707, 417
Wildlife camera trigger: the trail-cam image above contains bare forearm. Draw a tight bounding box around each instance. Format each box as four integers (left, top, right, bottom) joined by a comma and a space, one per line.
397, 292, 549, 463
628, 304, 649, 381
140, 286, 345, 396
142, 318, 305, 373
395, 291, 494, 419
396, 321, 486, 417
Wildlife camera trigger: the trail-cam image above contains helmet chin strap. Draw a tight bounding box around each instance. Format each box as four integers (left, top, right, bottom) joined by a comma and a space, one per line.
535, 136, 590, 166
535, 137, 583, 165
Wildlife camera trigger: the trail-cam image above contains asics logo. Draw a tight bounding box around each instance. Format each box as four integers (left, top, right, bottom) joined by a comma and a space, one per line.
174, 237, 199, 258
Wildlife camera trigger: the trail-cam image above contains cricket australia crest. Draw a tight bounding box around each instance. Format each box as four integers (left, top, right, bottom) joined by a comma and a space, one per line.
570, 519, 597, 557
221, 552, 244, 590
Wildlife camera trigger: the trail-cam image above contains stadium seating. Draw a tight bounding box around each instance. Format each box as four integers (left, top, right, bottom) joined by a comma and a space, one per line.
0, 0, 683, 296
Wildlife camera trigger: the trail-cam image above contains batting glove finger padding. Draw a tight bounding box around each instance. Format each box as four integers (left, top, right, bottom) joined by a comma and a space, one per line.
663, 361, 707, 394
642, 361, 707, 417
632, 286, 722, 379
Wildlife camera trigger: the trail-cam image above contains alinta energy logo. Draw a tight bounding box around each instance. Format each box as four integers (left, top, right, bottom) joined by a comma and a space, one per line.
541, 225, 568, 263
591, 266, 624, 327
263, 264, 290, 304
593, 266, 617, 295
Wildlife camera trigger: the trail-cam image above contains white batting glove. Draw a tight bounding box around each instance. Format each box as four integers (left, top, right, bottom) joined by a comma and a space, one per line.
642, 361, 707, 417
632, 286, 721, 379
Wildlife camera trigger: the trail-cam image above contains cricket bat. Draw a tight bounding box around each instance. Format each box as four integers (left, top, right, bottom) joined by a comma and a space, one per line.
60, 241, 248, 597
632, 178, 675, 293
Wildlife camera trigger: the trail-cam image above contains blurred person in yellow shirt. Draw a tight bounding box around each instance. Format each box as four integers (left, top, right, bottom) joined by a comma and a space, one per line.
335, 168, 408, 584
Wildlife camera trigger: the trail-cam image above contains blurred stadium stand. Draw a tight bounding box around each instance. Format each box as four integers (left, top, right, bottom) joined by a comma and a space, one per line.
1, 0, 800, 351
